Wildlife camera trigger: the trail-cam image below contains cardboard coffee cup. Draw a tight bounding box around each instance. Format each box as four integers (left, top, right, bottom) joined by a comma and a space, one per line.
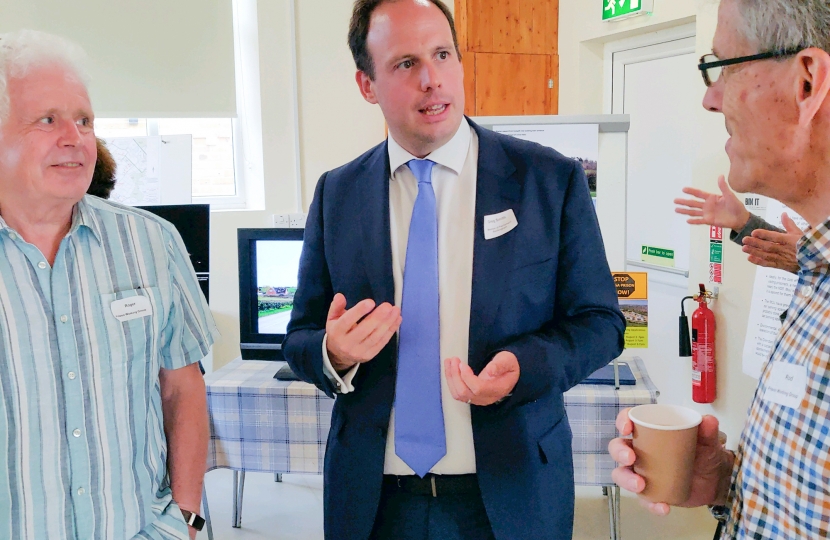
628, 404, 703, 505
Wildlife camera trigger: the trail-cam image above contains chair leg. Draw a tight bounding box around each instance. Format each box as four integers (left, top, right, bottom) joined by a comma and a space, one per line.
202, 484, 214, 540
275, 473, 282, 482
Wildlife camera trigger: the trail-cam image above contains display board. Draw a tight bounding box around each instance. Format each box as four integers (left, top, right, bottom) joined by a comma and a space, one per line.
472, 115, 630, 270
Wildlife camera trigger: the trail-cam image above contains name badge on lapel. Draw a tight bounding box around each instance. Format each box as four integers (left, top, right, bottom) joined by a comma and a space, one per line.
111, 295, 153, 322
763, 361, 807, 409
484, 209, 518, 240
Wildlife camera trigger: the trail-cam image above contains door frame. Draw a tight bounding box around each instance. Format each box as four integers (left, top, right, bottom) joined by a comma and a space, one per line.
602, 23, 697, 115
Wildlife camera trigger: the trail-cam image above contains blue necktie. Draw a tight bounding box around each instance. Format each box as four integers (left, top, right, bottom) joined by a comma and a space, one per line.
394, 159, 446, 477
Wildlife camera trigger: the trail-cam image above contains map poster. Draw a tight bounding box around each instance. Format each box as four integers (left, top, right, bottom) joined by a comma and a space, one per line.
104, 136, 162, 206
612, 271, 648, 348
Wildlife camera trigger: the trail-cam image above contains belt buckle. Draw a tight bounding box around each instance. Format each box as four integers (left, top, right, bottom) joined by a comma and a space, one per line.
430, 476, 437, 498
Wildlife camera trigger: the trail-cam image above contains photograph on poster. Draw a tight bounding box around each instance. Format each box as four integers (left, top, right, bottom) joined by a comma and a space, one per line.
493, 124, 599, 201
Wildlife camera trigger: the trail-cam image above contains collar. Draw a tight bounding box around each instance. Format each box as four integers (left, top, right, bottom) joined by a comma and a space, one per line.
72, 196, 103, 242
0, 196, 101, 242
797, 217, 830, 271
387, 117, 471, 177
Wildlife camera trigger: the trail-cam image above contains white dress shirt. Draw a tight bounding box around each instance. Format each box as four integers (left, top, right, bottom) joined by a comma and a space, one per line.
323, 119, 479, 475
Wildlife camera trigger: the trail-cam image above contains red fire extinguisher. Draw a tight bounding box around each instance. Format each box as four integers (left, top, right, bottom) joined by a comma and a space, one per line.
679, 284, 716, 403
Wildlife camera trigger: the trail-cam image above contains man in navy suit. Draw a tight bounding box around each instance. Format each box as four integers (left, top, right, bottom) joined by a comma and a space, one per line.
283, 1, 625, 538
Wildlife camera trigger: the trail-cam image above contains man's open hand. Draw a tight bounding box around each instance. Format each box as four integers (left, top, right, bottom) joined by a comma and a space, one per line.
444, 351, 519, 406
326, 293, 401, 371
741, 212, 802, 274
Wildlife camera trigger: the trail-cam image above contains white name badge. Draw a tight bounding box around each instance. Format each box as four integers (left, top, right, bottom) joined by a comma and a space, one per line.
484, 209, 518, 240
110, 295, 153, 322
763, 361, 807, 409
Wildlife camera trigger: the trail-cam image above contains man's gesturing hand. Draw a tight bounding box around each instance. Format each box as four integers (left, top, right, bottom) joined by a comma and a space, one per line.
742, 212, 802, 275
674, 175, 751, 231
326, 293, 401, 371
445, 351, 520, 406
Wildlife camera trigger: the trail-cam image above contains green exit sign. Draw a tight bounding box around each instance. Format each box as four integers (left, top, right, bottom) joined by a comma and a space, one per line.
603, 0, 654, 21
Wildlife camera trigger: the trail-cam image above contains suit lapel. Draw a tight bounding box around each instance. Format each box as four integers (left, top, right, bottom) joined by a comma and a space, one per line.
468, 122, 521, 370
359, 142, 396, 306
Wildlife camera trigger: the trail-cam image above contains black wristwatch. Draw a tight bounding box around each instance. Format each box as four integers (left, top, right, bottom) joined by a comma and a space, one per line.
180, 509, 206, 531
708, 504, 729, 523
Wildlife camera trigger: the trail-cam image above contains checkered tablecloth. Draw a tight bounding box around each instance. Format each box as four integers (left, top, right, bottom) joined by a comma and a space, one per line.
565, 356, 659, 485
205, 358, 333, 474
205, 356, 657, 485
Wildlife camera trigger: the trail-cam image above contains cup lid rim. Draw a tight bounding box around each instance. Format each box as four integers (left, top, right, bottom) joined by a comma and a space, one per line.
629, 404, 703, 431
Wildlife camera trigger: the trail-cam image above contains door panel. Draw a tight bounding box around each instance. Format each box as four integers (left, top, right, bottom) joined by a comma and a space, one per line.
467, 0, 557, 54
475, 53, 554, 116
461, 52, 476, 117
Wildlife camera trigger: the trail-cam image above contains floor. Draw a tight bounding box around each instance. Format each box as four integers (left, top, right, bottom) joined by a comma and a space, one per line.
203, 469, 716, 540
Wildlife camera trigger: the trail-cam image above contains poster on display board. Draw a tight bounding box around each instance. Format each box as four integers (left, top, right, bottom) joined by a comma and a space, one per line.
493, 124, 599, 205
742, 199, 807, 378
612, 271, 648, 349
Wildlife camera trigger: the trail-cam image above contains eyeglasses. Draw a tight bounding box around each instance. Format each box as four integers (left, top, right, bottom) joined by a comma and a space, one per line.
698, 47, 804, 87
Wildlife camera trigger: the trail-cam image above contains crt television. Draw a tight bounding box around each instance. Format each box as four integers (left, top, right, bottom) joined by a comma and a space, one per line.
238, 228, 305, 360
137, 204, 210, 303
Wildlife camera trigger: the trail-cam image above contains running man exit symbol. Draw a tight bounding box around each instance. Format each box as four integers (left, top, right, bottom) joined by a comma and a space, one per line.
603, 0, 652, 21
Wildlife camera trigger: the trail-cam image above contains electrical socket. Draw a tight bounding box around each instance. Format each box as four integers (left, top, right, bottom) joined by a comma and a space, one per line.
289, 213, 307, 228
271, 214, 290, 228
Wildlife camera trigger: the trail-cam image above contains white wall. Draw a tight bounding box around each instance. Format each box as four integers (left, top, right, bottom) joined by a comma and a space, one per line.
209, 0, 386, 368
559, 0, 759, 449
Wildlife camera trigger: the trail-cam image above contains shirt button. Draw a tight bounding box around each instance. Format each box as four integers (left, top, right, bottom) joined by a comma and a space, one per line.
73, 428, 81, 437
68, 372, 76, 380
77, 487, 85, 496
8, 232, 16, 240
60, 315, 68, 323
37, 262, 47, 269
802, 285, 814, 297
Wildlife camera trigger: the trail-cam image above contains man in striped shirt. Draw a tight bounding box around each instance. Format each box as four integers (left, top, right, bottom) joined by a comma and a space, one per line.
610, 1, 830, 538
0, 30, 217, 539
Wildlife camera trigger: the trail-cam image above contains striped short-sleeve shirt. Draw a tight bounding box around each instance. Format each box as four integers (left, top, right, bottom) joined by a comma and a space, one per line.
723, 219, 830, 539
0, 196, 218, 540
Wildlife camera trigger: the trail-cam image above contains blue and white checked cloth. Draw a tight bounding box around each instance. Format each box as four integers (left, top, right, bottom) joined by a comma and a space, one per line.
565, 356, 658, 486
205, 357, 657, 485
205, 359, 333, 475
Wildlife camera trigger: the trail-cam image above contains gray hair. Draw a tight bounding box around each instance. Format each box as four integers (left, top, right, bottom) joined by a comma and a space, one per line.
0, 30, 91, 124
736, 0, 830, 53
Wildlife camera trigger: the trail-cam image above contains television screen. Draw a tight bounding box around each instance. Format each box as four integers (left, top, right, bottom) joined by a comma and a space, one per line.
255, 240, 302, 335
238, 228, 305, 360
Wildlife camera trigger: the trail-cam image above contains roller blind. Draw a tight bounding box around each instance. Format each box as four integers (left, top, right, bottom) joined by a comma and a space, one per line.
0, 0, 236, 117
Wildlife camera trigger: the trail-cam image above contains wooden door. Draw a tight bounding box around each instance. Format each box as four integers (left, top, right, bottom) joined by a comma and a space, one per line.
474, 53, 557, 116
466, 0, 558, 55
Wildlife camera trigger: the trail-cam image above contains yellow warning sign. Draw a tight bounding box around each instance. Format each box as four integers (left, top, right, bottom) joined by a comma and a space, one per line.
612, 272, 648, 348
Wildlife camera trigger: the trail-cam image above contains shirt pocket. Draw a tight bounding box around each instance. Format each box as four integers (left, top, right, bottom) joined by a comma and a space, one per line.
99, 286, 163, 376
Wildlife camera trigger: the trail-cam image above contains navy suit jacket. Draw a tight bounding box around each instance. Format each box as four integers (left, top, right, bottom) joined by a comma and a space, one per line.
284, 120, 625, 540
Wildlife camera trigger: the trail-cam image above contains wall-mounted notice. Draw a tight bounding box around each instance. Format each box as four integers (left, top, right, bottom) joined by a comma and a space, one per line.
709, 226, 723, 284
742, 199, 807, 378
641, 245, 674, 267
613, 271, 648, 348
494, 124, 599, 204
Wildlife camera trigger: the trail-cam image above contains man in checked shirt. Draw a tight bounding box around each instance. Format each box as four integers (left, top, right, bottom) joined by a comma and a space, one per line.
610, 1, 830, 538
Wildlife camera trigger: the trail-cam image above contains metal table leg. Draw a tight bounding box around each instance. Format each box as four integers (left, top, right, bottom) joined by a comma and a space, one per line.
604, 486, 617, 540
614, 486, 622, 539
201, 485, 214, 540
275, 473, 282, 482
232, 471, 246, 528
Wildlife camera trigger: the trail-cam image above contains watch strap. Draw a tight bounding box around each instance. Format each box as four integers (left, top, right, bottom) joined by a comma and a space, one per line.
180, 509, 206, 531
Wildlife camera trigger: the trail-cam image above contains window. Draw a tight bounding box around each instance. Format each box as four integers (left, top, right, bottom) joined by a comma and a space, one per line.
93, 0, 263, 210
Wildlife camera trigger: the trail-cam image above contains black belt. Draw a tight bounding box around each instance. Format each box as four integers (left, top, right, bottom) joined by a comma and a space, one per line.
382, 474, 480, 497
